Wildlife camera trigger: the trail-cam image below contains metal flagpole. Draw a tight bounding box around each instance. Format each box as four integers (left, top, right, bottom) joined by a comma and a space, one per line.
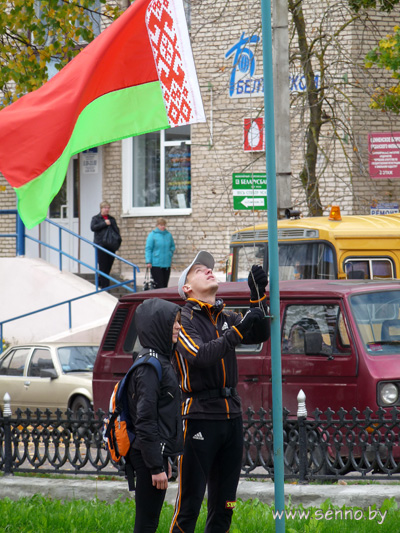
260, 0, 285, 530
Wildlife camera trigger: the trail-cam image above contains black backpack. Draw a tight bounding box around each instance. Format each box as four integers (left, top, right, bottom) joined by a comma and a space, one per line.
102, 353, 162, 489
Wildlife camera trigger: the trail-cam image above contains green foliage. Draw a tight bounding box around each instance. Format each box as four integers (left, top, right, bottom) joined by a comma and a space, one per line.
365, 25, 400, 113
0, 0, 122, 108
0, 495, 399, 532
349, 0, 400, 12
348, 0, 400, 113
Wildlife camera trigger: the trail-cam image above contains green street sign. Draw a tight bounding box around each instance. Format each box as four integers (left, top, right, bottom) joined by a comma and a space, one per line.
232, 173, 267, 210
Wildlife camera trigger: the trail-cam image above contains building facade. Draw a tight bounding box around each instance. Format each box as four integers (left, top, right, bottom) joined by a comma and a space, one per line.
1, 0, 400, 278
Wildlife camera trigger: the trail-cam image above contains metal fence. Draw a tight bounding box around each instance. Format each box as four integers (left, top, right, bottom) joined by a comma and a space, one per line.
2, 392, 400, 482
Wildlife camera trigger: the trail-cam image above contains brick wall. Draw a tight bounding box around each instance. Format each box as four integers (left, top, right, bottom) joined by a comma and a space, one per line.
115, 0, 400, 274
117, 1, 271, 274
3, 1, 400, 277
349, 10, 400, 214
0, 173, 18, 257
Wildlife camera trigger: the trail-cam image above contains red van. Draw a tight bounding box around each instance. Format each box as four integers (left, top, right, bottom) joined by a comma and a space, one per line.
93, 279, 400, 419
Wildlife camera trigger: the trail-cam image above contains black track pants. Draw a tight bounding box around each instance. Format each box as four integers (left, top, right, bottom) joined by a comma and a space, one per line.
97, 249, 115, 288
151, 266, 171, 289
131, 449, 168, 533
170, 417, 243, 533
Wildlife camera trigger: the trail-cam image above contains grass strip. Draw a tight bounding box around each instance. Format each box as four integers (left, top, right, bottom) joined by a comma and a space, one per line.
0, 495, 397, 531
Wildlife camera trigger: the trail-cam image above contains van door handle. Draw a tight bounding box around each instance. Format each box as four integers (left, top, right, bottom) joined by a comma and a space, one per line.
24, 381, 31, 387
244, 377, 258, 382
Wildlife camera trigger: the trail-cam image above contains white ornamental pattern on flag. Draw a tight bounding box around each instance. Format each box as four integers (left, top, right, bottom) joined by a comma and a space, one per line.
146, 0, 195, 126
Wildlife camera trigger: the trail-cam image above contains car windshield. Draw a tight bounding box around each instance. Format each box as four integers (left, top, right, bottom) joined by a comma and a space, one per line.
234, 244, 265, 281
57, 346, 98, 372
234, 242, 336, 281
350, 290, 400, 355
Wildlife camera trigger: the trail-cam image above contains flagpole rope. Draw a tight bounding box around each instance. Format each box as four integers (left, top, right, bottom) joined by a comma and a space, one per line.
197, 10, 265, 308
246, 0, 264, 305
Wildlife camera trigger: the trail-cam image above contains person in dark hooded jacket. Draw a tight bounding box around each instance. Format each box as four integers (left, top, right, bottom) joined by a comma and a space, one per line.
127, 298, 183, 533
90, 201, 121, 289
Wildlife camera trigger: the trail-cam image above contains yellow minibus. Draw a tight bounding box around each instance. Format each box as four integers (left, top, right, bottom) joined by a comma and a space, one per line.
227, 207, 400, 281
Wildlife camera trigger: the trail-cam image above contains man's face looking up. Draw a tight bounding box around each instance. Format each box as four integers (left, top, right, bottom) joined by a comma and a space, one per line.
184, 264, 219, 301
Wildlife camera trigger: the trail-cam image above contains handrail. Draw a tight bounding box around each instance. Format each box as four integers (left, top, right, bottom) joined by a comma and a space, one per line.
0, 209, 25, 255
0, 210, 140, 351
0, 209, 139, 290
0, 284, 127, 354
25, 217, 139, 291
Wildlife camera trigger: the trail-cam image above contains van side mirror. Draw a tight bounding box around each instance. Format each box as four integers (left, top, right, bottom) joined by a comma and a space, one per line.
304, 331, 334, 359
304, 331, 322, 355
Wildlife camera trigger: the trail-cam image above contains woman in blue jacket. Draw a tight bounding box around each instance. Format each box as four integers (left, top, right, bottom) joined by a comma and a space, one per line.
145, 218, 175, 288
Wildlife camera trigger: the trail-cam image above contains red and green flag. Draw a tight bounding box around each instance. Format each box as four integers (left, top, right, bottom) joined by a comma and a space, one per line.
0, 0, 205, 228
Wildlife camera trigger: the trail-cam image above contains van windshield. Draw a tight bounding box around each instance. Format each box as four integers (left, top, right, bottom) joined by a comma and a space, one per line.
350, 290, 400, 355
233, 242, 336, 281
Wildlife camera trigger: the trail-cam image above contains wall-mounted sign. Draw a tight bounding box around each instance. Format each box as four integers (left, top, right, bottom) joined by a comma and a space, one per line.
290, 71, 320, 93
370, 201, 399, 215
244, 118, 265, 152
232, 172, 267, 210
225, 32, 320, 99
81, 147, 99, 175
225, 32, 262, 99
369, 132, 400, 179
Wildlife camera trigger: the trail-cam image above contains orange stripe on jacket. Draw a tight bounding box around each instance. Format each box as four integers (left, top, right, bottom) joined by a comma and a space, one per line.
169, 422, 188, 533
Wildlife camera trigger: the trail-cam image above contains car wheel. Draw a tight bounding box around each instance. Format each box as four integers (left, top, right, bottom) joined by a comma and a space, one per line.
71, 395, 91, 416
71, 396, 92, 440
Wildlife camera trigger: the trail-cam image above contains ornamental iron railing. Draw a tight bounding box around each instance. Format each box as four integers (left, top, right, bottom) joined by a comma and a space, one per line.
1, 391, 400, 482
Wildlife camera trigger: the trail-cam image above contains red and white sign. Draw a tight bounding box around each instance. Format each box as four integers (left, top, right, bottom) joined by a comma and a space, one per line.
369, 132, 400, 179
244, 118, 265, 152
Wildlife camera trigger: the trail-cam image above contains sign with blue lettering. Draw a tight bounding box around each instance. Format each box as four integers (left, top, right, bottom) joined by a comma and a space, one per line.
370, 201, 399, 215
225, 32, 320, 98
290, 71, 320, 93
232, 173, 267, 210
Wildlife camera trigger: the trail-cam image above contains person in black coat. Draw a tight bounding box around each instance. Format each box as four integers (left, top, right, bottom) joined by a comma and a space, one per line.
127, 298, 183, 533
90, 201, 121, 289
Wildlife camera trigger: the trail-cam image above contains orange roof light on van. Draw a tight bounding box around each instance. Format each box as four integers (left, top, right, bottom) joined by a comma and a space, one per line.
329, 205, 342, 221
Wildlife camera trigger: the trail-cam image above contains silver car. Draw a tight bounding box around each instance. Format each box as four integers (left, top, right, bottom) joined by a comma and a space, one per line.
0, 342, 98, 415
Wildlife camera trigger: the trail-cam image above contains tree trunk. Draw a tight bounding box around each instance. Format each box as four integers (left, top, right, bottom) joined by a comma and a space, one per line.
289, 0, 323, 216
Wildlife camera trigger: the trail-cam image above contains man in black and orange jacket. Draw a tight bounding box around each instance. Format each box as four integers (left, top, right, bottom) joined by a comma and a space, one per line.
170, 251, 270, 533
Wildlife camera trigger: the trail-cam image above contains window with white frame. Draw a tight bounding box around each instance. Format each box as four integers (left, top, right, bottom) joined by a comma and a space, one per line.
122, 125, 192, 216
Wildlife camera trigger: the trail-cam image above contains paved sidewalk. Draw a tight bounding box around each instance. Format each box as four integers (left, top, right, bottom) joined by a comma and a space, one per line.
1, 476, 400, 509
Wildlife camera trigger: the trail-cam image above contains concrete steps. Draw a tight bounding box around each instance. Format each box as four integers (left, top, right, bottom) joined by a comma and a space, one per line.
0, 258, 117, 345
76, 273, 134, 299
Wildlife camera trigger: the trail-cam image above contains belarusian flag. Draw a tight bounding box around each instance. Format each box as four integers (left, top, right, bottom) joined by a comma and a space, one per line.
0, 0, 205, 228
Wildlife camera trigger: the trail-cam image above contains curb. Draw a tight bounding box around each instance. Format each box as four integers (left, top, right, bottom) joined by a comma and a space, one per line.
1, 477, 400, 509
